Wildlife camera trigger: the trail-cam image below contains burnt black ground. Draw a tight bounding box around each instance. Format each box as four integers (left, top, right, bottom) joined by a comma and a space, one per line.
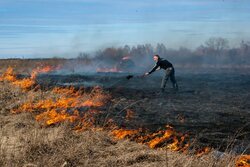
36, 73, 250, 154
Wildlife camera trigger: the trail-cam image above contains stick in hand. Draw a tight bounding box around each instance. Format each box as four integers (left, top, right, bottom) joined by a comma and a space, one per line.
126, 73, 147, 80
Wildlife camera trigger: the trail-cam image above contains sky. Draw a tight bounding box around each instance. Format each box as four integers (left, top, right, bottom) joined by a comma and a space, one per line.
0, 0, 250, 58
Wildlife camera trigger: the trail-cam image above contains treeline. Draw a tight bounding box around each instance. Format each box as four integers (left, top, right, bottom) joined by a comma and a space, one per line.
78, 37, 250, 68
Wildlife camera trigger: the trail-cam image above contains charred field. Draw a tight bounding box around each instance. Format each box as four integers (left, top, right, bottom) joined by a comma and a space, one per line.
37, 72, 250, 152
0, 66, 250, 167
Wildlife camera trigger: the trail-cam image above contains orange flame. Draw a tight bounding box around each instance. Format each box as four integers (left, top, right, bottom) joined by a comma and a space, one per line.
196, 147, 211, 157
0, 67, 34, 89
1, 67, 108, 130
12, 84, 109, 128
112, 129, 139, 139
35, 109, 79, 126
147, 127, 174, 148
0, 67, 16, 82
96, 66, 122, 73
236, 155, 250, 167
13, 78, 36, 89
111, 125, 190, 152
122, 56, 131, 60
0, 66, 60, 90
82, 99, 103, 107
30, 65, 59, 79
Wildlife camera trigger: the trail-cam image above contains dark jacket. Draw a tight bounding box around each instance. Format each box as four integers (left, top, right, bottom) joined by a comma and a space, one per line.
148, 58, 173, 74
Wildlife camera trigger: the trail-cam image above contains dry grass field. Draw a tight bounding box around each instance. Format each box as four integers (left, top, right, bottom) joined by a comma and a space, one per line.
0, 60, 249, 167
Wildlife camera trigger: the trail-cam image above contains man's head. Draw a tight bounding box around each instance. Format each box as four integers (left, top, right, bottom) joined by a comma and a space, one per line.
153, 55, 160, 62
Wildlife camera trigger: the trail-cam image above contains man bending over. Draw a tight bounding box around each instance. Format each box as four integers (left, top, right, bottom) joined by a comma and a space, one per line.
145, 55, 178, 92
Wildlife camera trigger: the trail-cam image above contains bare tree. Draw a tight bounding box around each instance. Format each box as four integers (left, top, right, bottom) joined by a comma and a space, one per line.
205, 37, 229, 66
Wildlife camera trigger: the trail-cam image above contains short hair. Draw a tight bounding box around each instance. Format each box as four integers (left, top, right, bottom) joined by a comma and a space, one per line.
154, 55, 160, 58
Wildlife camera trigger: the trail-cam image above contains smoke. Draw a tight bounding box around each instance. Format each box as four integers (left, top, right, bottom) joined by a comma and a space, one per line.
54, 37, 250, 75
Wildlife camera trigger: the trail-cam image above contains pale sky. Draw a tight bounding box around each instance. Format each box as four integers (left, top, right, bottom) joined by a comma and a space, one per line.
0, 0, 250, 58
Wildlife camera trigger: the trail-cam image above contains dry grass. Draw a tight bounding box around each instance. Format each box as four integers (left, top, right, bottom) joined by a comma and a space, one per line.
0, 114, 235, 167
0, 59, 65, 74
0, 81, 240, 167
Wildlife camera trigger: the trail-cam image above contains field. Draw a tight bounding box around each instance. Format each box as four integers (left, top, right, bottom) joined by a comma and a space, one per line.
38, 72, 250, 152
0, 61, 250, 167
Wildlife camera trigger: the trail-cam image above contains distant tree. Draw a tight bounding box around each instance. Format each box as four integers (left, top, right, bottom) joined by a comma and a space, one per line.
205, 37, 229, 66
96, 47, 120, 64
123, 45, 131, 53
77, 52, 92, 65
239, 41, 250, 56
155, 43, 167, 56
77, 52, 89, 59
239, 40, 250, 64
195, 45, 206, 56
145, 43, 154, 55
205, 37, 229, 51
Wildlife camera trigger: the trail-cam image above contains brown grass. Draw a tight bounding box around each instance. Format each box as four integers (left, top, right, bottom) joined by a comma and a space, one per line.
0, 59, 65, 74
0, 81, 239, 167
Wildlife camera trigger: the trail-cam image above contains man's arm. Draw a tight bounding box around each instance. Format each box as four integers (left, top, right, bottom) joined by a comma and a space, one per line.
145, 63, 160, 75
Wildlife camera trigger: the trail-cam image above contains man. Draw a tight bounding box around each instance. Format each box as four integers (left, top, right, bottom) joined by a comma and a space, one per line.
145, 55, 178, 92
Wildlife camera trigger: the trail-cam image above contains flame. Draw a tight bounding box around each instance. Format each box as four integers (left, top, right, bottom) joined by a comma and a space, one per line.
236, 155, 250, 167
111, 125, 190, 152
0, 67, 34, 89
0, 67, 16, 82
52, 86, 80, 96
73, 110, 101, 131
0, 66, 60, 90
196, 147, 211, 157
12, 84, 109, 128
147, 127, 174, 148
35, 109, 79, 126
122, 56, 131, 60
1, 66, 108, 129
96, 66, 122, 73
30, 65, 61, 79
112, 129, 139, 139
82, 100, 102, 107
13, 78, 36, 89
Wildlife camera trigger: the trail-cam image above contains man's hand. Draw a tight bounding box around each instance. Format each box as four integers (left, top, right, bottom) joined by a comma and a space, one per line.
144, 72, 149, 76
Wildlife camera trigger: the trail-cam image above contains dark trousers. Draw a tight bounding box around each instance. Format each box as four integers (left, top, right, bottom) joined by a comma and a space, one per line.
161, 67, 178, 90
